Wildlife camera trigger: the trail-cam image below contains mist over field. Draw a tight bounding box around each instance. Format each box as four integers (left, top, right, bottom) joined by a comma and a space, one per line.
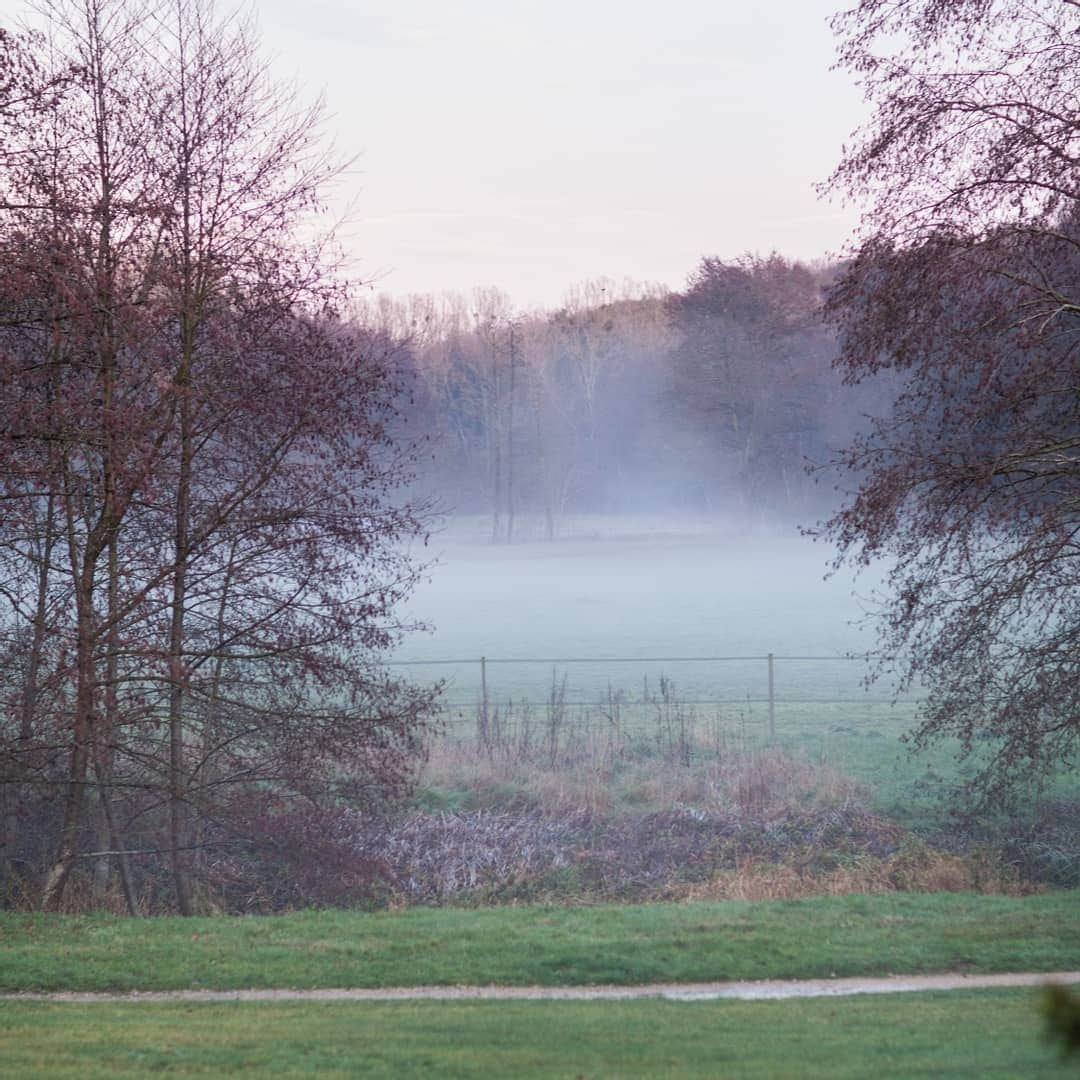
406, 518, 873, 654
398, 514, 894, 711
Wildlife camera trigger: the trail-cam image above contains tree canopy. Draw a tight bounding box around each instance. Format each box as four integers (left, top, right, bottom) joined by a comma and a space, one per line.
823, 0, 1080, 805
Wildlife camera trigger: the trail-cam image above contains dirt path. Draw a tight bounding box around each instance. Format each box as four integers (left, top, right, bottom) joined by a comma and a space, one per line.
5, 971, 1079, 1004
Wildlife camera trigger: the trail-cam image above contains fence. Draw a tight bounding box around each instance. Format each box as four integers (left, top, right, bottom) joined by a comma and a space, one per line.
386, 653, 923, 741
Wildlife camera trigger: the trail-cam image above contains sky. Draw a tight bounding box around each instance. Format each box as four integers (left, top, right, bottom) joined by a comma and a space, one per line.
15, 0, 870, 311
249, 0, 870, 309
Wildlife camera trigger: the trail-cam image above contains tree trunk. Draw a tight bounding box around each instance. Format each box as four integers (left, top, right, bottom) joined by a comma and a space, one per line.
506, 325, 516, 544
2, 491, 56, 883
168, 349, 195, 916
41, 580, 94, 911
92, 755, 139, 916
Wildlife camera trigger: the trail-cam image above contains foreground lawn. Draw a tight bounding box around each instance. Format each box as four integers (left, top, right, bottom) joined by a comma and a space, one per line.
1, 891, 1077, 992
0, 988, 1075, 1078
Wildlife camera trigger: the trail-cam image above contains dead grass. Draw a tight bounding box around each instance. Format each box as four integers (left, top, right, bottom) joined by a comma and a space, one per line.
683, 847, 1041, 901
408, 699, 1042, 904
420, 723, 866, 821
10, 694, 1048, 914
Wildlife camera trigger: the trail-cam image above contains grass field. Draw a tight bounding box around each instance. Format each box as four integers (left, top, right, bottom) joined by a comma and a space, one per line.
399, 525, 886, 667
5, 526, 1075, 1076
2, 892, 1078, 992
398, 525, 1080, 829
1, 988, 1076, 1078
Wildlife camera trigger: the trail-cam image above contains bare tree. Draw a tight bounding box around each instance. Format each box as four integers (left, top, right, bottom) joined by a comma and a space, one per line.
0, 0, 435, 912
666, 256, 835, 519
822, 0, 1080, 805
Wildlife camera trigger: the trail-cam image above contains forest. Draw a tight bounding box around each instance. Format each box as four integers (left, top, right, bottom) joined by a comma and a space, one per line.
365, 257, 891, 538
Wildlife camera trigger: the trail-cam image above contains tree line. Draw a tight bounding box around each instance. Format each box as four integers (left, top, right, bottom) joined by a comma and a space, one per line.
358, 256, 892, 539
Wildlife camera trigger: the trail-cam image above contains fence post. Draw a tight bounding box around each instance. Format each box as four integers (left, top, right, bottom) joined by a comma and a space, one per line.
480, 655, 489, 727
767, 653, 776, 742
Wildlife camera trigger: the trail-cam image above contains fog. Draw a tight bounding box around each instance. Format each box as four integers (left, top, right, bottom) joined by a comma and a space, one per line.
398, 515, 892, 711
368, 260, 896, 552
364, 261, 903, 714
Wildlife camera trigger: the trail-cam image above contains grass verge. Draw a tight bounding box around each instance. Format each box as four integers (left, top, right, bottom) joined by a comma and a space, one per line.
0, 988, 1076, 1078
1, 891, 1077, 993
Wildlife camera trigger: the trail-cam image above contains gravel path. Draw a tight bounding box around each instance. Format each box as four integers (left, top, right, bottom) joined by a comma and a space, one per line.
5, 971, 1079, 1004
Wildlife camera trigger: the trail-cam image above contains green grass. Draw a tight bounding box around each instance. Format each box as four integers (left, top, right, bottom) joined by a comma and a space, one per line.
1, 988, 1076, 1077
1, 892, 1077, 993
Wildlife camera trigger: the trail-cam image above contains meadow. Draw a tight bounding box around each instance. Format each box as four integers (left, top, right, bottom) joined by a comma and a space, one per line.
6, 520, 1077, 1077
383, 520, 1080, 906
3, 892, 1078, 991
400, 521, 927, 790
4, 891, 1078, 1076
1, 989, 1077, 1078
398, 519, 894, 699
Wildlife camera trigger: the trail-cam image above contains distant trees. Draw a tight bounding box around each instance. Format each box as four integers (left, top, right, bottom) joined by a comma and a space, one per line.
363, 264, 877, 534
0, 0, 434, 913
665, 255, 845, 519
370, 281, 676, 538
823, 0, 1080, 804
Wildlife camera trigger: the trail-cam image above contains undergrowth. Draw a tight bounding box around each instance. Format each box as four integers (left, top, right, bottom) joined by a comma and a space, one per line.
7, 687, 1076, 913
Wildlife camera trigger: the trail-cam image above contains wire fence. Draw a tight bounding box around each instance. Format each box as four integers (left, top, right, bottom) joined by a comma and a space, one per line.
386, 653, 923, 740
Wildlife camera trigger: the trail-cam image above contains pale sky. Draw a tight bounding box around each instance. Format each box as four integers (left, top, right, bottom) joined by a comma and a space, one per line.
251, 0, 869, 308
18, 0, 870, 310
